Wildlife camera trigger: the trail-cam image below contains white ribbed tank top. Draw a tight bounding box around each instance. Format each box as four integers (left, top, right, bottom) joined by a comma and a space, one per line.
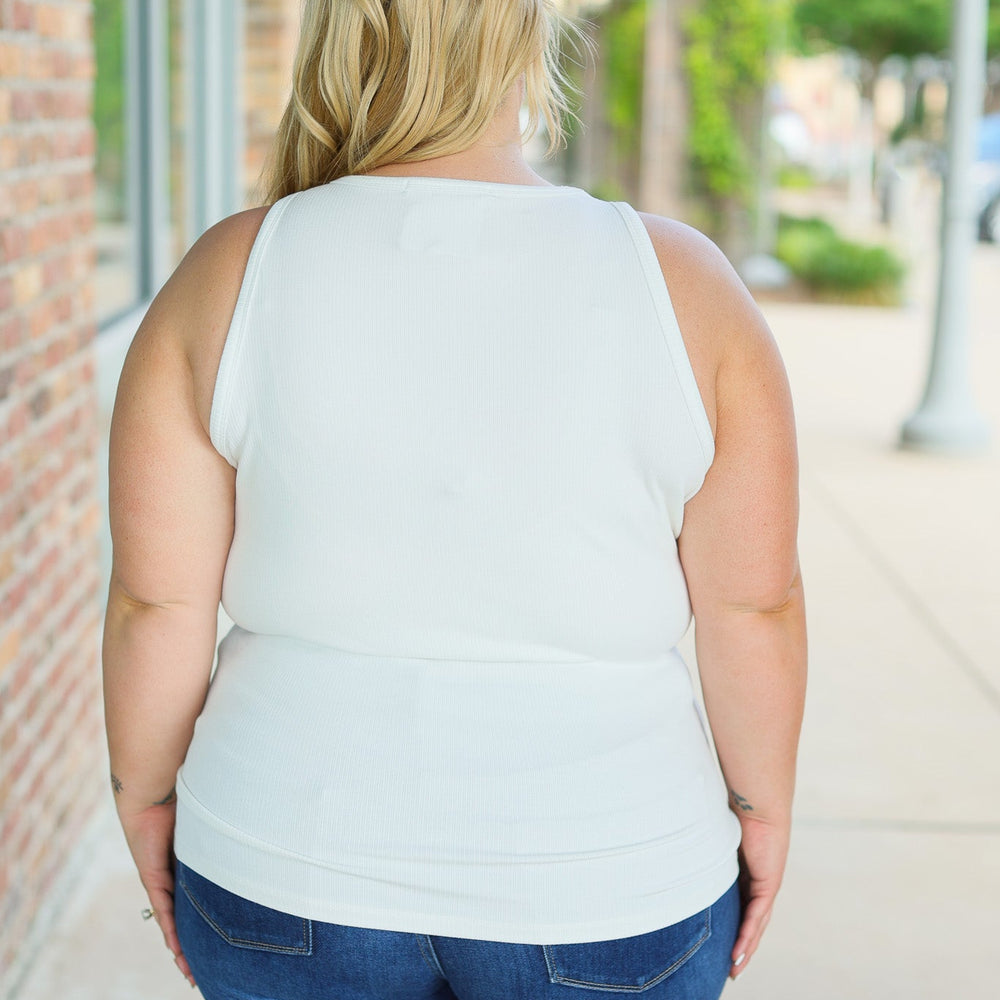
174, 174, 741, 945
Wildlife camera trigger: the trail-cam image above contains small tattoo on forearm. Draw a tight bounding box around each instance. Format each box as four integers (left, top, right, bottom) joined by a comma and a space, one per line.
111, 773, 123, 795
153, 786, 177, 806
730, 789, 755, 812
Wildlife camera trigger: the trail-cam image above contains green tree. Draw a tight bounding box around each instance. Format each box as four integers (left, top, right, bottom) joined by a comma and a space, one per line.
794, 0, 950, 64
603, 0, 647, 193
684, 0, 789, 255
795, 0, 1000, 67
93, 0, 126, 219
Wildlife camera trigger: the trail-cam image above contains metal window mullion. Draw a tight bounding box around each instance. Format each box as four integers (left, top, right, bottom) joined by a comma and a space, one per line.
126, 0, 172, 300
226, 1, 246, 215
185, 0, 244, 246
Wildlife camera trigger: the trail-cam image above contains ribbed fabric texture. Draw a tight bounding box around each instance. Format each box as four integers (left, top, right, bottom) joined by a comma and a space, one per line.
173, 175, 741, 945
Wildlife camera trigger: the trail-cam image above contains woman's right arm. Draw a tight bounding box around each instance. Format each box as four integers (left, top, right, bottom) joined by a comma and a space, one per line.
647, 220, 807, 982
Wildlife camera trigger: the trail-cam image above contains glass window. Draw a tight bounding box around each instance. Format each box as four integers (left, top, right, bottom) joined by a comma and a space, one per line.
92, 0, 138, 325
167, 0, 190, 267
92, 0, 238, 329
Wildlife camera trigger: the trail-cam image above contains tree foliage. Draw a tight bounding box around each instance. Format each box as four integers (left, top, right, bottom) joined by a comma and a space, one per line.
93, 0, 126, 212
602, 0, 646, 163
685, 0, 789, 207
794, 0, 1000, 63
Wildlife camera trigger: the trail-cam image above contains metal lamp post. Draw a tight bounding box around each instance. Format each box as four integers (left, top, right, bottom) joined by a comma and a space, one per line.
900, 0, 991, 453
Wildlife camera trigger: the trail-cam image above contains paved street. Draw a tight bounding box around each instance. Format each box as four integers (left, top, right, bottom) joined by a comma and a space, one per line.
13, 238, 1000, 1000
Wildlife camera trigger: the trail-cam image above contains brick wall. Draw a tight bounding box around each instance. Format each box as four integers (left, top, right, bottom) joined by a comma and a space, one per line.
0, 0, 105, 991
243, 0, 299, 204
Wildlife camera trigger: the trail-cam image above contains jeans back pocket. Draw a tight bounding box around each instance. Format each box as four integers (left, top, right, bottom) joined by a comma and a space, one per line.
542, 907, 711, 993
176, 861, 313, 955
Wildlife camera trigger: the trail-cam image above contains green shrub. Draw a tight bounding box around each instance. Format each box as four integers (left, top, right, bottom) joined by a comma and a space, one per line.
776, 215, 906, 304
778, 214, 836, 239
776, 165, 816, 189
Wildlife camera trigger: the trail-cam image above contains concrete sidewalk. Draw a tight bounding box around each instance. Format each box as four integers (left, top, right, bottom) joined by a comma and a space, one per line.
13, 243, 1000, 1000
723, 241, 1000, 998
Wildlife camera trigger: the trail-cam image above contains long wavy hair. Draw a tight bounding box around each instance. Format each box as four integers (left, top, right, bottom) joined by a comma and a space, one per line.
259, 0, 593, 203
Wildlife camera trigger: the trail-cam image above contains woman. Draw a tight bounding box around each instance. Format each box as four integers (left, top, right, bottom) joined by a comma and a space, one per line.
103, 2, 806, 998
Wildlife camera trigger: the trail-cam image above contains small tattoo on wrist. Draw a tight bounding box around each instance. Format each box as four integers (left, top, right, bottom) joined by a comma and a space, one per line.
153, 786, 177, 806
111, 773, 123, 795
730, 789, 755, 811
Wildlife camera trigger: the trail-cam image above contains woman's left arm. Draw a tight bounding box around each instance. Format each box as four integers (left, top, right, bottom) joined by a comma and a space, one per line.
102, 209, 267, 985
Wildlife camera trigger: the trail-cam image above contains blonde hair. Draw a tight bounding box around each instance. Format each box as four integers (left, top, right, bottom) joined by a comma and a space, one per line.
260, 0, 593, 203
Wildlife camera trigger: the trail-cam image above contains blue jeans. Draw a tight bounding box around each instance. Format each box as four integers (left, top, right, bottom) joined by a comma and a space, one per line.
174, 859, 740, 1000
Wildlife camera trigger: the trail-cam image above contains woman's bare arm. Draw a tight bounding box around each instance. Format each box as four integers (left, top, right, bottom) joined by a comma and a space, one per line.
642, 216, 807, 981
103, 207, 267, 985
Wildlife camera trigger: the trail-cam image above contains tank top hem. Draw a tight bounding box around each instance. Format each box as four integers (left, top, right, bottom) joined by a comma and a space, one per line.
174, 777, 741, 945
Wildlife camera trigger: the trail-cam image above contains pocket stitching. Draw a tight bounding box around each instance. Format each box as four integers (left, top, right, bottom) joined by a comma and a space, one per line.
543, 909, 712, 993
178, 872, 313, 956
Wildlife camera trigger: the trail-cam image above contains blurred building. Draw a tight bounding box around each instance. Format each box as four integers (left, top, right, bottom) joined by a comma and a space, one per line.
2, 2, 688, 994
0, 2, 301, 995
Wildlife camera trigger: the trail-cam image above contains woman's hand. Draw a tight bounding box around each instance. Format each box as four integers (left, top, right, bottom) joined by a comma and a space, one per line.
728, 813, 791, 981
117, 792, 196, 989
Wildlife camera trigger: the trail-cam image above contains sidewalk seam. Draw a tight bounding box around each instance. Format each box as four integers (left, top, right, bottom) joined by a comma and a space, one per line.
802, 468, 1000, 717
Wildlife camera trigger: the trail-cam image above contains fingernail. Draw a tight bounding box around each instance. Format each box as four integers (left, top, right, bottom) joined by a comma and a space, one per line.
735, 953, 746, 967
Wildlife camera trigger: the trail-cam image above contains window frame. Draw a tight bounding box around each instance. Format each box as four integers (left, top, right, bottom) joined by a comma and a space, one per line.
97, 0, 243, 334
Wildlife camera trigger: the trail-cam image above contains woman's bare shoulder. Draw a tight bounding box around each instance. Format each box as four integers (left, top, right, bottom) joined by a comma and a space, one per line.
141, 205, 273, 438
633, 212, 775, 439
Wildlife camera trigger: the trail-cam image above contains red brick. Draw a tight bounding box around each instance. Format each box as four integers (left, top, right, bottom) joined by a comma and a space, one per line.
74, 127, 95, 158
1, 316, 26, 350
28, 219, 50, 256
9, 743, 32, 791
44, 336, 67, 367
39, 171, 67, 204
1, 225, 27, 265
13, 2, 36, 31
0, 135, 17, 170
4, 400, 29, 438
12, 177, 39, 214
24, 132, 50, 167
11, 88, 37, 121
65, 169, 92, 197
13, 262, 43, 305
71, 206, 94, 235
0, 623, 20, 672
74, 52, 95, 82
37, 6, 66, 40
41, 87, 89, 120
54, 212, 75, 242
0, 44, 22, 76
1, 563, 30, 609
42, 251, 71, 288
0, 810, 21, 854
0, 498, 17, 535
0, 543, 13, 582
29, 300, 55, 338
